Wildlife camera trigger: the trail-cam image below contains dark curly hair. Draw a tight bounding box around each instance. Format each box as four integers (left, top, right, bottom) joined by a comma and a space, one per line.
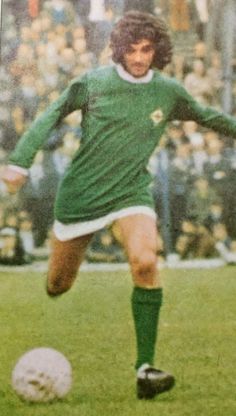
110, 11, 173, 70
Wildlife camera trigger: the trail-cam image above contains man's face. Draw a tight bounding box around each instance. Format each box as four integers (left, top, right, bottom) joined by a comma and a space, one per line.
123, 39, 155, 78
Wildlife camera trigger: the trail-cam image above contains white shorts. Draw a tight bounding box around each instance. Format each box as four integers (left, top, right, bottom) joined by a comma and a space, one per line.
53, 206, 157, 241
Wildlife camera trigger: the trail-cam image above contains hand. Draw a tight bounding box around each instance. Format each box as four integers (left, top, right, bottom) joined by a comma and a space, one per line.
1, 166, 27, 194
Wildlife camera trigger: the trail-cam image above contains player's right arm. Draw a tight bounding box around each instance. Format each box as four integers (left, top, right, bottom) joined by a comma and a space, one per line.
1, 76, 88, 194
7, 76, 88, 170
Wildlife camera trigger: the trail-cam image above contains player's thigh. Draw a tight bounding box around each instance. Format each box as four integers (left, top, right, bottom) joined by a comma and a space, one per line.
116, 214, 158, 258
115, 214, 161, 287
48, 233, 93, 284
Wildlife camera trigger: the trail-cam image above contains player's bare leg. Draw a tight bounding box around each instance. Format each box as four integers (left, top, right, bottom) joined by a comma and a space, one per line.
116, 214, 160, 288
116, 214, 175, 399
46, 233, 93, 296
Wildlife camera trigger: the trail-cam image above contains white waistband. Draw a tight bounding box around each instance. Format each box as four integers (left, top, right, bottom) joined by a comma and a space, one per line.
53, 206, 157, 241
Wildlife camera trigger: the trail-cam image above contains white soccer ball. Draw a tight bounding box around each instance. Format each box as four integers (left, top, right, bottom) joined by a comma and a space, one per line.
11, 347, 72, 402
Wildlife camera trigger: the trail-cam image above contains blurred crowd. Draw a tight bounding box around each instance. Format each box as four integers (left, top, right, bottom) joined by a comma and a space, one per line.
0, 0, 236, 264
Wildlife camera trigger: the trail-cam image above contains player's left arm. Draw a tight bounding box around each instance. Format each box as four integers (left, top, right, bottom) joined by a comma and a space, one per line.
169, 82, 236, 139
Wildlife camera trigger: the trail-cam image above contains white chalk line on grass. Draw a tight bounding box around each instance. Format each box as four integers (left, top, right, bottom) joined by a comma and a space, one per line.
0, 258, 228, 273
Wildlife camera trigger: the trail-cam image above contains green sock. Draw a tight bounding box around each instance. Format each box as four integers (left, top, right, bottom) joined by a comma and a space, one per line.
131, 287, 163, 370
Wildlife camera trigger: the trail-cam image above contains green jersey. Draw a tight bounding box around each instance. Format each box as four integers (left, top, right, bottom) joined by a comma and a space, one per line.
9, 65, 236, 223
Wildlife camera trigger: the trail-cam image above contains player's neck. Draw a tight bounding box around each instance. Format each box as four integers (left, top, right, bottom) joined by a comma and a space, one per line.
115, 64, 153, 84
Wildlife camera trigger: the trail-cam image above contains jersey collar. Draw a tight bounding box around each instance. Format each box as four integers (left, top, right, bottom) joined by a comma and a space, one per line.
115, 64, 153, 84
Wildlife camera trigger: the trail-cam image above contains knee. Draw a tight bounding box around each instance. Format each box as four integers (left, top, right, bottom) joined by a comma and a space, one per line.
46, 285, 69, 298
129, 250, 157, 283
46, 274, 73, 297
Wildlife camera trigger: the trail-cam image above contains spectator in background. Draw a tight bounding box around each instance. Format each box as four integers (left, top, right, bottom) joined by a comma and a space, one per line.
203, 132, 230, 197
58, 47, 77, 85
43, 0, 75, 26
71, 0, 90, 25
123, 0, 154, 14
184, 59, 214, 105
171, 54, 189, 81
18, 152, 45, 247
169, 0, 190, 33
1, 11, 19, 62
187, 176, 221, 226
0, 204, 5, 229
183, 121, 207, 174
175, 217, 215, 259
203, 132, 233, 229
19, 24, 35, 46
193, 41, 206, 61
206, 51, 223, 106
183, 121, 204, 148
72, 34, 93, 76
70, 0, 113, 65
28, 0, 41, 19
14, 74, 40, 122
1, 106, 27, 153
84, 0, 113, 64
213, 222, 236, 264
6, 0, 31, 29
168, 136, 196, 247
106, 0, 124, 17
0, 207, 29, 265
0, 227, 26, 265
193, 0, 209, 41
19, 128, 69, 247
204, 201, 224, 232
86, 228, 125, 263
224, 141, 236, 239
0, 68, 14, 150
164, 122, 186, 159
9, 43, 37, 82
18, 210, 35, 262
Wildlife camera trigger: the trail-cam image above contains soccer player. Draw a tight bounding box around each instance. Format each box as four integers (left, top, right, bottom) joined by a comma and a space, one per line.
2, 11, 236, 399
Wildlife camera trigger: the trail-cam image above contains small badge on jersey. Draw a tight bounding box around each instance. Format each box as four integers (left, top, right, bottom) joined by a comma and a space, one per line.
150, 109, 164, 125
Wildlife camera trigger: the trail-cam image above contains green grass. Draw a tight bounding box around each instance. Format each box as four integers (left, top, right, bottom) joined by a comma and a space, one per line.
1, 266, 236, 415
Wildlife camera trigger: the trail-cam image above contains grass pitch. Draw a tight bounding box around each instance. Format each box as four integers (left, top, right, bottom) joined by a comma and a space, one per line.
0, 266, 236, 415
